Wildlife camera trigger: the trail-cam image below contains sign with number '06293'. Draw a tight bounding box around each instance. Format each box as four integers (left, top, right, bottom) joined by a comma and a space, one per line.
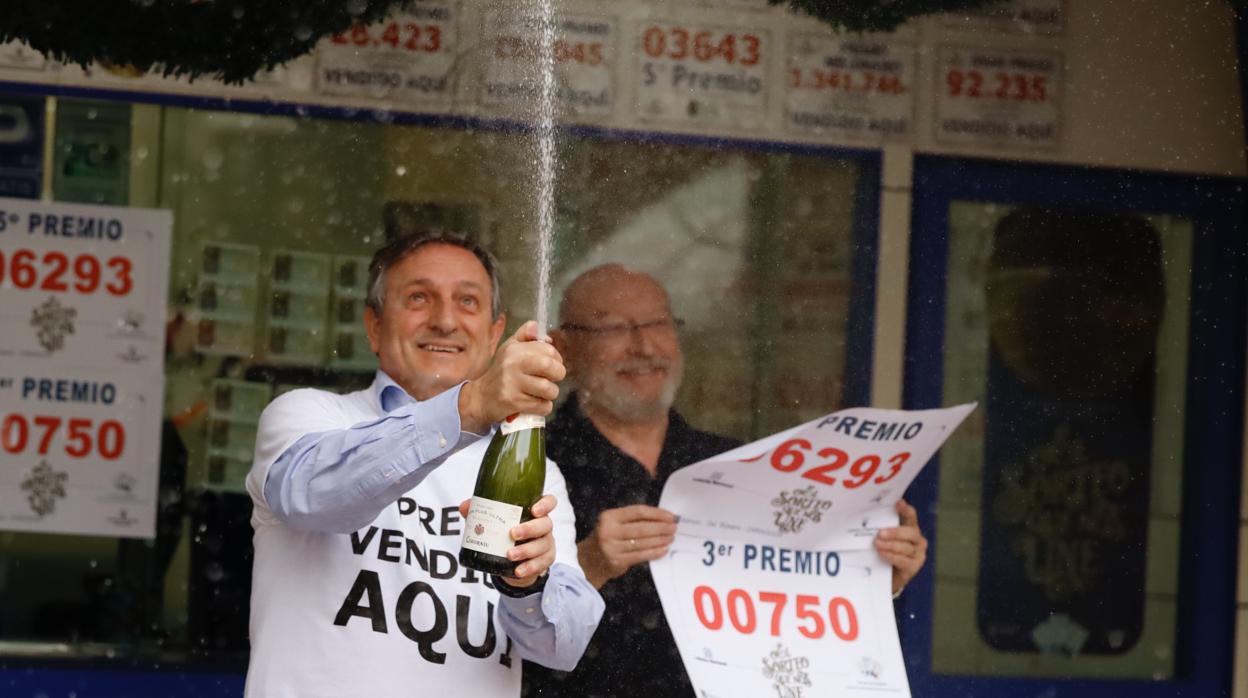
651, 404, 975, 697
0, 197, 172, 539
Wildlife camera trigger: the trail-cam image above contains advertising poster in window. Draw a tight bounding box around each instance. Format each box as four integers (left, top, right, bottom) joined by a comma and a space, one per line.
785, 35, 915, 141
0, 197, 171, 538
0, 97, 44, 200
934, 46, 1062, 149
479, 10, 617, 119
53, 100, 132, 206
316, 0, 460, 106
634, 21, 770, 129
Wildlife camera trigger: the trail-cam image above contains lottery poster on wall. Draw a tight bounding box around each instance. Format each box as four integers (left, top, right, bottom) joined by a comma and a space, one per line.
785, 34, 915, 141
934, 46, 1062, 149
634, 20, 770, 129
651, 404, 975, 697
0, 197, 172, 538
316, 0, 460, 105
479, 10, 618, 119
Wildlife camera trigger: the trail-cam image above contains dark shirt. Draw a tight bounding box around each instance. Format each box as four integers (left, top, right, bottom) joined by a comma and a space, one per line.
524, 393, 741, 698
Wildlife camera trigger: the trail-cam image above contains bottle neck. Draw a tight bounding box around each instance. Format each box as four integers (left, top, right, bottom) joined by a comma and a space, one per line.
499, 413, 546, 436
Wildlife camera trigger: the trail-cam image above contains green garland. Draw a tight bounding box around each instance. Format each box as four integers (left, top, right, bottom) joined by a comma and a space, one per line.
7, 0, 1235, 84
771, 0, 1011, 32
0, 1, 408, 84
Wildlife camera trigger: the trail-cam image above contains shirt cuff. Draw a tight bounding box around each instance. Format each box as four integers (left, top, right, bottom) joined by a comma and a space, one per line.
499, 587, 547, 627
497, 563, 598, 629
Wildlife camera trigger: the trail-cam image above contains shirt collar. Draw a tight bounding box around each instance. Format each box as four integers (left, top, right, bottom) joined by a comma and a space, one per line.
370, 371, 415, 413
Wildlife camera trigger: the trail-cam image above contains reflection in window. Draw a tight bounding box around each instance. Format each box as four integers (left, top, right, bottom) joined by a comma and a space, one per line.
933, 202, 1192, 679
0, 104, 867, 663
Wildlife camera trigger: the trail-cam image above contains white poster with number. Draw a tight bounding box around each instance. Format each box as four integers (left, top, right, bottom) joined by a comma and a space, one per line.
316, 1, 459, 105
634, 20, 770, 128
0, 198, 171, 538
651, 404, 975, 697
480, 10, 617, 118
785, 34, 915, 141
934, 46, 1062, 149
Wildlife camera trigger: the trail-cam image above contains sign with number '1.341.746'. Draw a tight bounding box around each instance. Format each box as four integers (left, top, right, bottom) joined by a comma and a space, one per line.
0, 197, 172, 538
651, 403, 975, 697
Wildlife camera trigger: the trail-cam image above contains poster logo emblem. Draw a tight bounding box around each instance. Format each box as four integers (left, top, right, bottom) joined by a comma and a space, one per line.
770, 485, 832, 534
30, 296, 77, 353
857, 656, 884, 679
21, 460, 68, 517
761, 643, 812, 697
109, 509, 135, 527
118, 309, 145, 335
114, 472, 136, 495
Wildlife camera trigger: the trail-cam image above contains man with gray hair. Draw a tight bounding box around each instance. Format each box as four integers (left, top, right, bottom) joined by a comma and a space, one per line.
245, 232, 603, 697
524, 264, 929, 698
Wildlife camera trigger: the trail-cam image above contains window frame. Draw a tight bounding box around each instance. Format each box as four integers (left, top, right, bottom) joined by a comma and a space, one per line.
0, 84, 884, 692
900, 154, 1246, 697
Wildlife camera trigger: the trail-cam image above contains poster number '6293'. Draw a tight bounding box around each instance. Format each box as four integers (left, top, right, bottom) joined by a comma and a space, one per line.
0, 250, 134, 296
742, 439, 910, 490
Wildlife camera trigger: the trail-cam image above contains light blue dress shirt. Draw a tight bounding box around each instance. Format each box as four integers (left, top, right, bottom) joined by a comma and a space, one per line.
259, 372, 603, 672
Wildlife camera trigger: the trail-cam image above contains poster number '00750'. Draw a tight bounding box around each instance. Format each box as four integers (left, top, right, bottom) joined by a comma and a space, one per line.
0, 197, 171, 539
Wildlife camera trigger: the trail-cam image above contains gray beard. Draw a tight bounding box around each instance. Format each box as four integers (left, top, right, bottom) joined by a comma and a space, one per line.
578, 363, 682, 424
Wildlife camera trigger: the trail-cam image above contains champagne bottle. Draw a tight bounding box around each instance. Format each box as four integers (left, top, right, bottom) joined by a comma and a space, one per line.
459, 414, 546, 577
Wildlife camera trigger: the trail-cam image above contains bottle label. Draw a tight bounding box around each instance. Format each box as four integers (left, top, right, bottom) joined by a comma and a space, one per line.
499, 413, 545, 436
462, 496, 523, 557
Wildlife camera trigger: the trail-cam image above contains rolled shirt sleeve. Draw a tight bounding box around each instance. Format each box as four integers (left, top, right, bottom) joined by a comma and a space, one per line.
248, 383, 477, 534
498, 563, 605, 672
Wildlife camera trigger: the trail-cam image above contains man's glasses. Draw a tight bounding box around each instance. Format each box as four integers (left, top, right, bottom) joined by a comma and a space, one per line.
559, 317, 686, 339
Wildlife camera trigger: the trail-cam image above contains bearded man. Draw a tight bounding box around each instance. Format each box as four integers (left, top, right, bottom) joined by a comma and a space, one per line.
523, 264, 929, 698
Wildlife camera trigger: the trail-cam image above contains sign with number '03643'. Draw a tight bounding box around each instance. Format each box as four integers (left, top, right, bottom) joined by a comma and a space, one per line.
651, 404, 974, 697
0, 196, 172, 539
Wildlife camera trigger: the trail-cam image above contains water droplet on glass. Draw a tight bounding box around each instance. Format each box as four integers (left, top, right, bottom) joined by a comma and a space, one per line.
206, 562, 225, 582
232, 5, 245, 19
294, 25, 313, 41
395, 165, 408, 176
202, 148, 225, 170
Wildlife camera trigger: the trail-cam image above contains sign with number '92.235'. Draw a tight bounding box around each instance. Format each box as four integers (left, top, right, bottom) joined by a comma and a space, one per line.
0, 197, 172, 539
651, 404, 975, 697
